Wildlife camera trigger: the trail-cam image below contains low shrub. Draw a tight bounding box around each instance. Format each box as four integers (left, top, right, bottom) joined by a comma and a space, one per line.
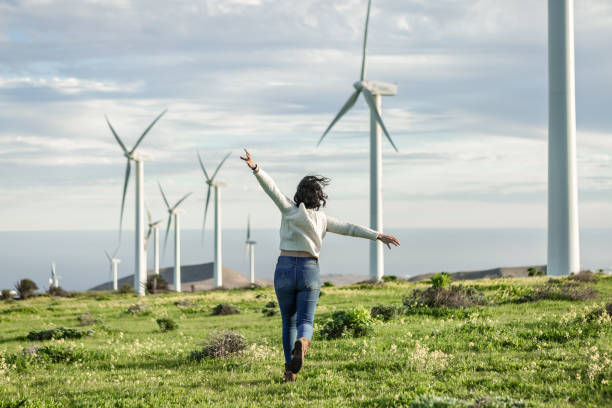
118, 284, 133, 294
487, 284, 535, 304
319, 306, 373, 339
409, 394, 526, 408
607, 302, 612, 316
156, 318, 178, 332
262, 308, 278, 317
211, 303, 239, 316
517, 281, 597, 303
31, 344, 84, 363
48, 286, 70, 297
190, 330, 248, 359
527, 267, 546, 276
429, 272, 451, 289
27, 327, 93, 341
322, 281, 334, 287
127, 303, 148, 314
15, 279, 38, 300
403, 286, 487, 309
146, 275, 168, 294
382, 275, 397, 282
1, 289, 13, 301
261, 301, 278, 317
77, 313, 100, 326
370, 304, 399, 321
9, 344, 105, 366
570, 270, 597, 283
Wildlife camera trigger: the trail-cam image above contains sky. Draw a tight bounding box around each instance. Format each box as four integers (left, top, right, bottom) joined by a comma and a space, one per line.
1, 0, 611, 234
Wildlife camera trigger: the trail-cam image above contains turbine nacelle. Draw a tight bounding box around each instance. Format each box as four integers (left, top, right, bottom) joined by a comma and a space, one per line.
128, 152, 152, 162
354, 80, 397, 96
206, 180, 226, 188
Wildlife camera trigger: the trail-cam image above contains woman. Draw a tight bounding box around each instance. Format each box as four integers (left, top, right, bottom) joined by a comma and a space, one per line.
240, 149, 400, 382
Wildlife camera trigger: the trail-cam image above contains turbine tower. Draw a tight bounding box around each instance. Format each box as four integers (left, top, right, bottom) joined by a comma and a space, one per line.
197, 152, 231, 288
106, 109, 166, 296
245, 215, 257, 285
104, 249, 121, 290
547, 0, 580, 276
159, 182, 192, 293
145, 205, 163, 276
317, 0, 398, 282
49, 262, 59, 288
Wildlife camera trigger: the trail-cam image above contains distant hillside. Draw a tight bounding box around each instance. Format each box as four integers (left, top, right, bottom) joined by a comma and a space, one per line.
406, 265, 547, 282
90, 262, 271, 291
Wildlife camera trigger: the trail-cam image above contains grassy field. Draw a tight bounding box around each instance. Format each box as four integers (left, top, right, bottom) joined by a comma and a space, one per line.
0, 275, 611, 407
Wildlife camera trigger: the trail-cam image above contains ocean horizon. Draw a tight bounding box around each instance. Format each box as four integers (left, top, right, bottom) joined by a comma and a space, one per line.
1, 228, 611, 291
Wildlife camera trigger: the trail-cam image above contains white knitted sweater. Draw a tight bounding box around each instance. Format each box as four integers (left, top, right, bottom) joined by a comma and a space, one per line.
254, 167, 379, 257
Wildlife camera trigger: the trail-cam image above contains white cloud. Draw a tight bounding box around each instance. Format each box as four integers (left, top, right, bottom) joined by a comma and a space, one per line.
0, 0, 611, 230
0, 76, 142, 94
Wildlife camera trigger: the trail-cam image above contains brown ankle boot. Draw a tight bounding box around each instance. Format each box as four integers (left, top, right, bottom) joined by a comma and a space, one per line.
283, 363, 296, 382
289, 337, 310, 374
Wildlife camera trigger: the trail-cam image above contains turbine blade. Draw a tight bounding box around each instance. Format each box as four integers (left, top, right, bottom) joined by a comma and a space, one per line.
244, 242, 249, 260
360, 0, 373, 81
130, 109, 167, 153
172, 192, 192, 211
201, 185, 212, 243
105, 115, 128, 153
317, 89, 361, 146
104, 250, 112, 262
247, 215, 251, 240
361, 88, 399, 152
197, 151, 210, 181
211, 152, 231, 181
158, 181, 170, 209
145, 225, 153, 245
119, 159, 131, 235
146, 203, 152, 225
164, 215, 172, 252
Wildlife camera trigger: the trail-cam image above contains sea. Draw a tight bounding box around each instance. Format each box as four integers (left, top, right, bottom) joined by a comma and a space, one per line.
1, 228, 611, 291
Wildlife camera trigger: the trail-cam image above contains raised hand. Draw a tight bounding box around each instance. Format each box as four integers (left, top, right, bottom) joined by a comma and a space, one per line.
377, 233, 400, 250
240, 148, 257, 170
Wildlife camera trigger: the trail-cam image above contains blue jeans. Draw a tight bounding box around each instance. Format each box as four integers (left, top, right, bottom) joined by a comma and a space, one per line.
274, 256, 321, 364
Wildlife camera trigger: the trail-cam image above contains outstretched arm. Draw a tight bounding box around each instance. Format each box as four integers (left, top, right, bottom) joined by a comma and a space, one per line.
240, 149, 294, 213
326, 215, 400, 249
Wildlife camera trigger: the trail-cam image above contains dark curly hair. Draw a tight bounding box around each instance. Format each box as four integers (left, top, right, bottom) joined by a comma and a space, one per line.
293, 175, 331, 210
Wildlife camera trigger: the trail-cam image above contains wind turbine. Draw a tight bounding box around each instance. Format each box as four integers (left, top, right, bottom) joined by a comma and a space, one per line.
106, 109, 167, 296
317, 0, 397, 282
104, 249, 121, 290
547, 0, 580, 275
145, 205, 164, 276
159, 182, 192, 293
197, 152, 231, 288
49, 262, 60, 288
245, 215, 257, 285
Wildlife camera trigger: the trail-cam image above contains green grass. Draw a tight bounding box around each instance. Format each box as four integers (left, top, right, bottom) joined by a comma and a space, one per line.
0, 276, 610, 407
